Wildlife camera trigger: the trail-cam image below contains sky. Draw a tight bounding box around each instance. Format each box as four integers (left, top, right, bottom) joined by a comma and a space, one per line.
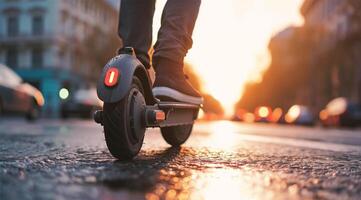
109, 0, 305, 116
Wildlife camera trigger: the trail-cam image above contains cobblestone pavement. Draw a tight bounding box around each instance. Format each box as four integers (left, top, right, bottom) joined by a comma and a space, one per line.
0, 119, 361, 200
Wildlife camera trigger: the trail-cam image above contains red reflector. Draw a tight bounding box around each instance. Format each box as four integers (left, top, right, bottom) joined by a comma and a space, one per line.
155, 111, 166, 122
104, 68, 119, 87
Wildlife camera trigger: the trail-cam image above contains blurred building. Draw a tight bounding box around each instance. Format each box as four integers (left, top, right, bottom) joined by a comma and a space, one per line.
106, 0, 119, 7
237, 0, 361, 115
300, 0, 361, 110
0, 0, 118, 116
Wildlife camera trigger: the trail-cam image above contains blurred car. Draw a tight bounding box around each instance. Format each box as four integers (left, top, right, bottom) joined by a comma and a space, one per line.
232, 108, 247, 121
254, 106, 272, 123
269, 107, 284, 124
232, 109, 255, 123
0, 64, 44, 120
60, 87, 103, 119
285, 105, 315, 126
320, 97, 361, 127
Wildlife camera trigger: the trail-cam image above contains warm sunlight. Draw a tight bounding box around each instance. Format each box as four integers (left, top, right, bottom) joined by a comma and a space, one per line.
154, 0, 305, 116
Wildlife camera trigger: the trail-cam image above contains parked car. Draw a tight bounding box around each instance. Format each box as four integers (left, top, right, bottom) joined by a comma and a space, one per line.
60, 87, 103, 119
320, 97, 361, 127
0, 64, 44, 120
285, 105, 315, 126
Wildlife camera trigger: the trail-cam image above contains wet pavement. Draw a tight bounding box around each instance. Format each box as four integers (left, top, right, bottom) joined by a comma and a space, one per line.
0, 119, 361, 200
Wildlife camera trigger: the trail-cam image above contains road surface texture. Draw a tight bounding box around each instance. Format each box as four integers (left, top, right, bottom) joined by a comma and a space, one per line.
1, 118, 361, 200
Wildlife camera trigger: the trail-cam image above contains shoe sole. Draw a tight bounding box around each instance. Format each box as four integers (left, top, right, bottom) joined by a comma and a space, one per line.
152, 87, 203, 105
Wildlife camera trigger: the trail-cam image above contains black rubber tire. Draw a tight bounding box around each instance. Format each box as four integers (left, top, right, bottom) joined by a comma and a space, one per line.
161, 124, 193, 147
103, 77, 146, 160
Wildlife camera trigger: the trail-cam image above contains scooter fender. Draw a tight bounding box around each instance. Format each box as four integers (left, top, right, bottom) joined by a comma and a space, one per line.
97, 54, 147, 103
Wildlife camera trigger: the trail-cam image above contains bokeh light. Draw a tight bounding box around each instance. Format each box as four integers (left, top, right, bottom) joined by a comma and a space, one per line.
285, 105, 301, 123
258, 106, 271, 118
59, 88, 70, 100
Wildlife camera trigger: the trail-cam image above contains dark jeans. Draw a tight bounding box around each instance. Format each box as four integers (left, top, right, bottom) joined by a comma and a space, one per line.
118, 0, 201, 69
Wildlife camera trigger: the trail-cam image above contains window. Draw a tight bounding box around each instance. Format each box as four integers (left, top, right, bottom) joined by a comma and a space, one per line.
32, 15, 44, 35
7, 16, 19, 36
32, 48, 43, 68
6, 48, 18, 68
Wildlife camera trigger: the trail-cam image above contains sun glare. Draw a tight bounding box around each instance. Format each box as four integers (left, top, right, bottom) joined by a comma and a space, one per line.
154, 0, 305, 116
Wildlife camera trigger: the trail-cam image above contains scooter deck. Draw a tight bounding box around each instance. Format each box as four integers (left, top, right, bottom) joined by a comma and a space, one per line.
145, 101, 200, 128
94, 101, 201, 128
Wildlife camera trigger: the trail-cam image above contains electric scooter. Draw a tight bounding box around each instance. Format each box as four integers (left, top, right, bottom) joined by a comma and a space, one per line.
94, 47, 200, 160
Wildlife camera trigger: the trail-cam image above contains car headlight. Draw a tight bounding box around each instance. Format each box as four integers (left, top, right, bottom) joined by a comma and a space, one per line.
59, 88, 70, 100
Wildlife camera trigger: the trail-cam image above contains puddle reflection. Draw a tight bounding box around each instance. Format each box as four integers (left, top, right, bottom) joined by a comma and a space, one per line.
146, 167, 282, 200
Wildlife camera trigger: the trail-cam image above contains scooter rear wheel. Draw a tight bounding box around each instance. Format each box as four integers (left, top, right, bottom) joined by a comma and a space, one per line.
103, 77, 146, 160
161, 124, 193, 147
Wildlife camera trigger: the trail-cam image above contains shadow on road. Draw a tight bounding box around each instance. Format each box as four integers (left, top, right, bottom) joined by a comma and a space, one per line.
100, 147, 184, 191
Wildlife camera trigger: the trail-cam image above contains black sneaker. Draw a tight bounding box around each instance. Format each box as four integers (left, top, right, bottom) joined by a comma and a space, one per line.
152, 60, 203, 105
153, 75, 203, 105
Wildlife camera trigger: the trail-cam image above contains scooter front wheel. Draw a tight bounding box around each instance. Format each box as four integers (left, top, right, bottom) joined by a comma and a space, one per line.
161, 124, 193, 147
102, 77, 146, 160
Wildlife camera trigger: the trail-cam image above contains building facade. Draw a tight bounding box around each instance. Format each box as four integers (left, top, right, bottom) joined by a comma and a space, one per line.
300, 0, 361, 110
0, 0, 118, 116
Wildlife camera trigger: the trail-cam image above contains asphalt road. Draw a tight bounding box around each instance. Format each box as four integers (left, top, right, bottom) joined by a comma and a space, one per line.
0, 118, 361, 200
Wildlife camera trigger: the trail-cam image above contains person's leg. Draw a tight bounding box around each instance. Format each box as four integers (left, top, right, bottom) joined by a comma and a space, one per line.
118, 0, 156, 69
153, 0, 201, 67
152, 0, 203, 105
